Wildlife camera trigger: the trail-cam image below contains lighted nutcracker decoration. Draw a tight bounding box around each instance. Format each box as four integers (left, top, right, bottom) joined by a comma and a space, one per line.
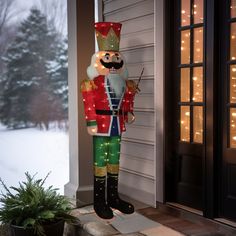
81, 22, 140, 219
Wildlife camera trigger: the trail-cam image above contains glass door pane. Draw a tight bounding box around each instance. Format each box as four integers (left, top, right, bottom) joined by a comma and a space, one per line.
181, 0, 191, 26
193, 0, 204, 24
181, 68, 190, 102
194, 27, 203, 63
181, 30, 191, 64
181, 106, 190, 142
193, 106, 203, 143
231, 0, 236, 18
230, 23, 236, 60
193, 67, 203, 102
230, 65, 236, 103
230, 108, 236, 148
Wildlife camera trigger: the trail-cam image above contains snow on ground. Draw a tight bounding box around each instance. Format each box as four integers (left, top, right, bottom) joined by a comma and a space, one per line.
0, 123, 69, 195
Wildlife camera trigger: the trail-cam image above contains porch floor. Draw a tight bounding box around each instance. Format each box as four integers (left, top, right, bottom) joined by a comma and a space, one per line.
138, 204, 236, 236
64, 197, 236, 236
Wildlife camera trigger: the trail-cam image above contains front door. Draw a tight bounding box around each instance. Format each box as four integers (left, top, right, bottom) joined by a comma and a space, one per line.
220, 0, 236, 221
165, 0, 236, 221
166, 0, 205, 211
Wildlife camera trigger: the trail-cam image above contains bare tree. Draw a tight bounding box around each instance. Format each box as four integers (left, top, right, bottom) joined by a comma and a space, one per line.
34, 0, 67, 36
0, 0, 18, 77
0, 0, 16, 36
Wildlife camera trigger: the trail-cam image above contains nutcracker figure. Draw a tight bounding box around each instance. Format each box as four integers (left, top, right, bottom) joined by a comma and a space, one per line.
81, 22, 138, 219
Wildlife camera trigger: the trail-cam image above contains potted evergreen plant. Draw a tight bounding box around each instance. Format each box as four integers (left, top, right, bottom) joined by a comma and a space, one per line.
0, 172, 78, 236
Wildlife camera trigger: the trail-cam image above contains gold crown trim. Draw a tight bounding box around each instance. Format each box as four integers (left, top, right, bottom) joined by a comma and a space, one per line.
96, 28, 120, 51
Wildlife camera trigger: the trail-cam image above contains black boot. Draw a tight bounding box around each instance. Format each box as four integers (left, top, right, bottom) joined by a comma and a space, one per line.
107, 174, 134, 214
94, 176, 113, 219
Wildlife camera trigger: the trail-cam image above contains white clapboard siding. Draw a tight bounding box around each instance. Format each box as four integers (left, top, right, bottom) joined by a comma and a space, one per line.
104, 0, 145, 14
134, 94, 154, 110
120, 29, 154, 50
133, 79, 154, 94
121, 141, 154, 161
130, 111, 154, 127
120, 154, 154, 178
122, 125, 155, 144
121, 14, 154, 34
119, 171, 155, 204
127, 61, 154, 78
122, 46, 154, 63
104, 0, 154, 22
103, 0, 155, 205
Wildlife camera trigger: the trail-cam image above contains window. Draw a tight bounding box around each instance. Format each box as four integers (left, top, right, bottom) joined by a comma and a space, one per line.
180, 0, 204, 143
0, 0, 68, 194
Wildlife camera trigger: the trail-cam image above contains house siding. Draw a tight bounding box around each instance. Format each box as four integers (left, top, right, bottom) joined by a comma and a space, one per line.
103, 0, 156, 205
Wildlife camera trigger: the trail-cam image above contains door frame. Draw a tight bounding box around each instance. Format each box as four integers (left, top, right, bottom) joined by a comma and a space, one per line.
164, 0, 217, 218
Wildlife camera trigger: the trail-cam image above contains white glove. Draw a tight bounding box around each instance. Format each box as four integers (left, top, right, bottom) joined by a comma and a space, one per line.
87, 126, 98, 135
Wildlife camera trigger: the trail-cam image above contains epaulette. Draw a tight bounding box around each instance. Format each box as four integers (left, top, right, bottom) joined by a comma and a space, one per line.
80, 79, 97, 92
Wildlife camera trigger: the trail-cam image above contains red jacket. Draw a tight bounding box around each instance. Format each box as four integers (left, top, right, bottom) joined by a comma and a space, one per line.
81, 75, 136, 136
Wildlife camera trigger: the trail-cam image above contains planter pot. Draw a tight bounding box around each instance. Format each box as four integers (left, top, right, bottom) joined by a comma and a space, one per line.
10, 220, 65, 236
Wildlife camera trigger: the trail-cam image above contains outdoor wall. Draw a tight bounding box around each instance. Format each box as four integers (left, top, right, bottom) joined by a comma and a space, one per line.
103, 0, 156, 205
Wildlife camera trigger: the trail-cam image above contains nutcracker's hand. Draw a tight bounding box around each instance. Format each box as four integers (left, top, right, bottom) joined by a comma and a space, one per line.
135, 84, 141, 93
87, 126, 98, 135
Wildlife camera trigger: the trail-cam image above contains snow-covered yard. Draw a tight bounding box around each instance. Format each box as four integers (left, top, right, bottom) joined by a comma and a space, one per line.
0, 123, 69, 195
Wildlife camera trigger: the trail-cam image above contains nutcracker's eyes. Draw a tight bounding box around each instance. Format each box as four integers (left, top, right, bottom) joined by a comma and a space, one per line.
113, 53, 122, 63
103, 53, 110, 62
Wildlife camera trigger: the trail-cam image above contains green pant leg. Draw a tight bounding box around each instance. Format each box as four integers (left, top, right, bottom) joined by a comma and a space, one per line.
93, 136, 109, 177
107, 136, 121, 174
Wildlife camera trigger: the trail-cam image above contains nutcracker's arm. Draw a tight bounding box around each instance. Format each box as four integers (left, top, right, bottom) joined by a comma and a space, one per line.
123, 80, 137, 123
80, 79, 98, 134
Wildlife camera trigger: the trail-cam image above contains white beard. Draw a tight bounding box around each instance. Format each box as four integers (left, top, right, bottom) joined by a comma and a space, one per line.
107, 73, 125, 98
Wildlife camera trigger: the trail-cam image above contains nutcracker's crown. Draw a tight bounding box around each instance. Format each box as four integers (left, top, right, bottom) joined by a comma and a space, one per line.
95, 22, 122, 51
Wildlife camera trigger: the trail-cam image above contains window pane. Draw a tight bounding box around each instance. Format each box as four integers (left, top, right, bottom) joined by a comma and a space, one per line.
193, 106, 203, 143
231, 0, 236, 18
181, 68, 190, 102
230, 108, 236, 148
181, 0, 190, 26
181, 30, 190, 64
230, 23, 236, 60
194, 27, 203, 63
180, 106, 190, 142
230, 65, 236, 103
193, 67, 203, 102
193, 0, 204, 24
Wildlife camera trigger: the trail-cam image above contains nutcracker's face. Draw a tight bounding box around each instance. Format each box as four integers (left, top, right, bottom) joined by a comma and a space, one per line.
94, 51, 125, 76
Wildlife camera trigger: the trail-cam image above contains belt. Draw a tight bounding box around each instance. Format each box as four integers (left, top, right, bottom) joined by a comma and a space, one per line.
96, 109, 128, 116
